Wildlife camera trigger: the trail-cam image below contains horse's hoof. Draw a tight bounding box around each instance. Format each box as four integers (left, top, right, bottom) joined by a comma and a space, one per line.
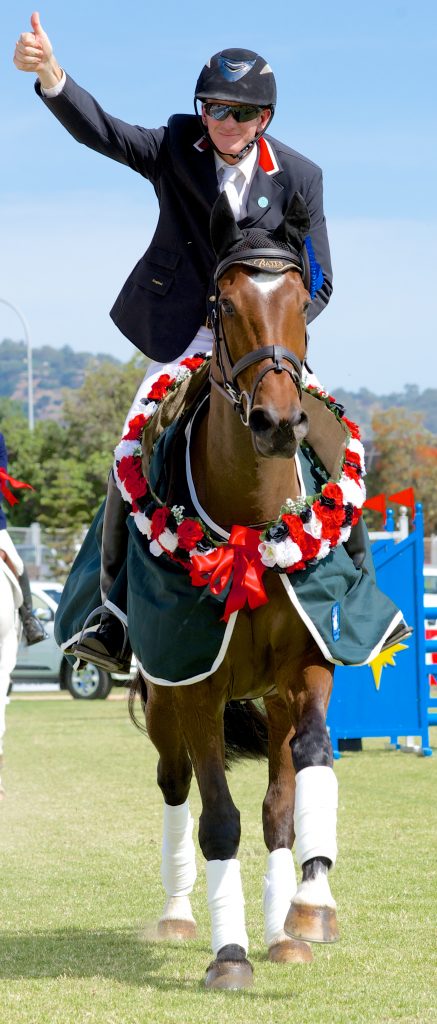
205, 946, 253, 990
268, 938, 313, 963
157, 918, 197, 941
284, 902, 339, 944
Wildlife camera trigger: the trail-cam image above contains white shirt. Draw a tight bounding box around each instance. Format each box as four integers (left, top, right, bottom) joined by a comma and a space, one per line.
214, 146, 258, 220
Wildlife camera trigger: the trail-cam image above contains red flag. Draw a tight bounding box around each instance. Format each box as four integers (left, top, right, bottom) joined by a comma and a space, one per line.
364, 493, 387, 522
388, 487, 415, 520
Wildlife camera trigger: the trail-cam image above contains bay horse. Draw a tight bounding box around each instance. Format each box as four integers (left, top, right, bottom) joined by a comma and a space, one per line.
135, 192, 339, 988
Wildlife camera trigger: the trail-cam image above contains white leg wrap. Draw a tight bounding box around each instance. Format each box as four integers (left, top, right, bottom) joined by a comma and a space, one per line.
159, 895, 196, 924
294, 766, 338, 868
160, 800, 197, 898
263, 848, 297, 946
206, 859, 249, 957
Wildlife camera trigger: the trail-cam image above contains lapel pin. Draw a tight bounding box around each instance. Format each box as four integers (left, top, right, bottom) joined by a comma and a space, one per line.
258, 196, 269, 208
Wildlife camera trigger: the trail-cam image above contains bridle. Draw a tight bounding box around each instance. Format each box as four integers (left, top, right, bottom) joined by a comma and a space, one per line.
210, 248, 306, 427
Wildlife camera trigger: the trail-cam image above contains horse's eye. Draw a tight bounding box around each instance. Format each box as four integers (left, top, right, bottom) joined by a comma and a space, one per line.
220, 299, 234, 316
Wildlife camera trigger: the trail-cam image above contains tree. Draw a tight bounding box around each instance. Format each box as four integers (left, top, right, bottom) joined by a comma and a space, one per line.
365, 407, 437, 532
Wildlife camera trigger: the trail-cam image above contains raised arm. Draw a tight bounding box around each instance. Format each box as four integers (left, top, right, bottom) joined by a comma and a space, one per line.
13, 12, 166, 180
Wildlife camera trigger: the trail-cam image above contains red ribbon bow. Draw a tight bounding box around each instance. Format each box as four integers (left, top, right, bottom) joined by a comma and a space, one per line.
190, 525, 268, 622
0, 468, 34, 506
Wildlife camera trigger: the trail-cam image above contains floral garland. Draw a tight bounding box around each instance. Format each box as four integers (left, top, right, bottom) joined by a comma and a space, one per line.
113, 357, 366, 616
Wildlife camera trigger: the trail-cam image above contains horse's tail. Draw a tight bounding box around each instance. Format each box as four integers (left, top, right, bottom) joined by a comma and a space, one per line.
128, 677, 269, 764
224, 700, 268, 766
128, 672, 148, 734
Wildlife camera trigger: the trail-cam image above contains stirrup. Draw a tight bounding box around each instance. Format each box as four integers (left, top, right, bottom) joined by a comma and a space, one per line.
73, 605, 131, 671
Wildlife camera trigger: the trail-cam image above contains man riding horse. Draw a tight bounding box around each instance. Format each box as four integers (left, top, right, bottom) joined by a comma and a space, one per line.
14, 15, 333, 672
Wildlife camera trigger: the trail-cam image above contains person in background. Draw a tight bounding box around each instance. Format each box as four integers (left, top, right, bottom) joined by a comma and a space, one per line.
0, 432, 46, 645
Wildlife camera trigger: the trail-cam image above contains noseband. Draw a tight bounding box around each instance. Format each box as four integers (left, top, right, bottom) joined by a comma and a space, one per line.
210, 248, 304, 427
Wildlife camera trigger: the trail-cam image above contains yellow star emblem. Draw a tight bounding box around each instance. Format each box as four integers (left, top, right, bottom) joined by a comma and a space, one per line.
369, 643, 408, 690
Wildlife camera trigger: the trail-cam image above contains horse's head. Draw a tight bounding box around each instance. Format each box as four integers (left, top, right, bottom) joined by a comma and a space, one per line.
210, 192, 311, 458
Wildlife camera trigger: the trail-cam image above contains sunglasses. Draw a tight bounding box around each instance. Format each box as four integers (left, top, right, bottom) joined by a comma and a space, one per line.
204, 102, 264, 123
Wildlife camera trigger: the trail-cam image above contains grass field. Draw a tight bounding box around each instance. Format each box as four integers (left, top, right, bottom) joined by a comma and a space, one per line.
0, 693, 436, 1024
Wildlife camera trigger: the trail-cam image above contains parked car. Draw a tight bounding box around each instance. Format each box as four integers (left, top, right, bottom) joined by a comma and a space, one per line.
11, 581, 134, 699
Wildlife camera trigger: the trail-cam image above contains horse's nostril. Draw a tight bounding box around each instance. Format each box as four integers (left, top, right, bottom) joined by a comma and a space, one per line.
249, 408, 274, 434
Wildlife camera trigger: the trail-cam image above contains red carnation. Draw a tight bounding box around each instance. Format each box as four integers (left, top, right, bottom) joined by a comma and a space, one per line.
312, 499, 344, 541
345, 449, 361, 467
177, 518, 205, 551
123, 413, 148, 441
151, 506, 171, 539
148, 374, 175, 401
286, 559, 306, 573
180, 356, 205, 372
299, 532, 322, 560
343, 417, 361, 440
117, 456, 148, 501
343, 463, 361, 484
282, 513, 305, 544
322, 482, 343, 506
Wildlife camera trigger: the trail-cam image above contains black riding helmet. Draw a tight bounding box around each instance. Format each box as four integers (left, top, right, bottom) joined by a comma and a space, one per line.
194, 48, 277, 159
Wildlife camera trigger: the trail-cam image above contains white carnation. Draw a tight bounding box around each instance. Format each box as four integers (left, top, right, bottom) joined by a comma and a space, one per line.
339, 525, 352, 544
339, 475, 365, 508
275, 538, 303, 568
114, 439, 138, 461
346, 437, 366, 467
315, 537, 332, 561
134, 512, 152, 539
304, 514, 323, 539
158, 528, 178, 553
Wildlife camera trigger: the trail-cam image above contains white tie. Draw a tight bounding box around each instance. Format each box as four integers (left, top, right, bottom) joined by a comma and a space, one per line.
219, 165, 243, 221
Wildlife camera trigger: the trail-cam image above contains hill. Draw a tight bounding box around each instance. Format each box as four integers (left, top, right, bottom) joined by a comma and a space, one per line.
1, 338, 436, 436
327, 383, 437, 441
0, 338, 120, 421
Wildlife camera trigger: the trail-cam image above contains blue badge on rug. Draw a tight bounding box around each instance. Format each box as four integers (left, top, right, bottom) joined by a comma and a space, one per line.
331, 603, 341, 641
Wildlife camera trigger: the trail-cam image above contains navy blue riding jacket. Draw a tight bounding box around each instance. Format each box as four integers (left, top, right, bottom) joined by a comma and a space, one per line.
36, 74, 333, 362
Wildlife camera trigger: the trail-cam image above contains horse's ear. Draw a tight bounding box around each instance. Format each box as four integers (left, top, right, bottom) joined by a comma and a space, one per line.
210, 191, 245, 260
273, 191, 311, 251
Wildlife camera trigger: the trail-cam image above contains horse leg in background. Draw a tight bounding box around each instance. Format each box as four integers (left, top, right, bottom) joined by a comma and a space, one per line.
262, 694, 313, 964
0, 621, 19, 799
173, 680, 253, 990
144, 683, 197, 940
284, 659, 340, 943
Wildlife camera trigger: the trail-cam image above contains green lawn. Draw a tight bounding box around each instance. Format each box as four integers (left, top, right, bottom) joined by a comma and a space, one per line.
1, 694, 436, 1024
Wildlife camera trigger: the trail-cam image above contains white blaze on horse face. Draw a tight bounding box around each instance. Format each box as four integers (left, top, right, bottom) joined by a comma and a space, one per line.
250, 272, 285, 297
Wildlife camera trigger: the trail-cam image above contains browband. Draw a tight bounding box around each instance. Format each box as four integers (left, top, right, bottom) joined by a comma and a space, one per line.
214, 247, 305, 283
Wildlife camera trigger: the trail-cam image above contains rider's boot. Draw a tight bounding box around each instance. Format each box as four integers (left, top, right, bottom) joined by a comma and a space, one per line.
18, 566, 47, 645
73, 472, 132, 673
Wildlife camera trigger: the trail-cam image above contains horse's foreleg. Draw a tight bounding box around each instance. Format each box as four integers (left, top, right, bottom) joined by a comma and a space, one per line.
284, 662, 339, 943
262, 694, 313, 963
0, 624, 18, 800
145, 683, 197, 939
174, 682, 253, 990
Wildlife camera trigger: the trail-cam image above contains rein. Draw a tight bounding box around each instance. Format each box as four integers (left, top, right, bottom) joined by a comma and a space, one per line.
210, 248, 304, 426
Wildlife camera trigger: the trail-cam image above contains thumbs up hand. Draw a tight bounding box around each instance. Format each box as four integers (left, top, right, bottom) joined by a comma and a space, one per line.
13, 11, 62, 87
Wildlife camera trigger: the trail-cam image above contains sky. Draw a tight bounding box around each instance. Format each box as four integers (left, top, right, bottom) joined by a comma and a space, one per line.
1, 0, 436, 394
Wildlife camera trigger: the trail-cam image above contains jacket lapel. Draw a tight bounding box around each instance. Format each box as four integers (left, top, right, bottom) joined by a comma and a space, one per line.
241, 137, 285, 227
